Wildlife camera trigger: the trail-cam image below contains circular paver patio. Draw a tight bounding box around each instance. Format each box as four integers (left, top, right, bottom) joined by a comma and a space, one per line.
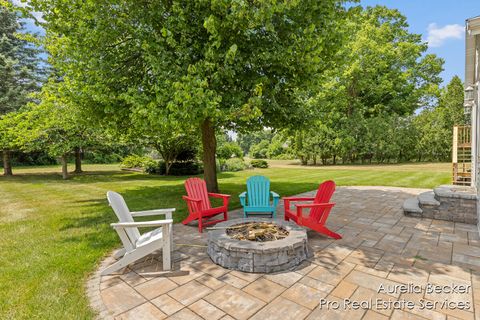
88, 186, 480, 320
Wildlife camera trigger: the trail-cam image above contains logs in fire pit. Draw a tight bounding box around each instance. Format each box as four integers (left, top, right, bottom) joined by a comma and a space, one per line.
226, 222, 289, 242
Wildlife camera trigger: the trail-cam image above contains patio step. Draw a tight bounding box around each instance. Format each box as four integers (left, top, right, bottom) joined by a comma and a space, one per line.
403, 197, 423, 217
418, 191, 440, 206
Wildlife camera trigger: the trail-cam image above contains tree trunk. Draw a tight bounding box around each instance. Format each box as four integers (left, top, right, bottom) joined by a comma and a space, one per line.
60, 155, 68, 180
165, 160, 172, 175
300, 156, 307, 165
333, 155, 336, 165
2, 150, 13, 176
200, 118, 218, 192
74, 147, 83, 173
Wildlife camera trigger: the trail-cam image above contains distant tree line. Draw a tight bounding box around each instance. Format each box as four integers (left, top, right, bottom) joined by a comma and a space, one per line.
236, 76, 465, 165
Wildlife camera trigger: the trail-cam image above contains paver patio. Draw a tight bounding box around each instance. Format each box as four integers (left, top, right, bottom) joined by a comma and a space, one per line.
88, 186, 480, 320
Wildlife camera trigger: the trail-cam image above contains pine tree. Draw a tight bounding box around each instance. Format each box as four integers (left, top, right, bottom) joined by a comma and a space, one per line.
0, 4, 46, 175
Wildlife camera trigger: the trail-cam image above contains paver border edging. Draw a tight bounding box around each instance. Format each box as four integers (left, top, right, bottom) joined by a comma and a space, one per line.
86, 253, 118, 320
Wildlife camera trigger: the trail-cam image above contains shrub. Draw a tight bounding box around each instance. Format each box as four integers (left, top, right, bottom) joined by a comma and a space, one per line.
216, 158, 222, 173
162, 161, 202, 175
217, 142, 243, 160
145, 160, 202, 175
121, 155, 151, 168
143, 159, 161, 174
12, 151, 56, 166
272, 153, 295, 160
249, 140, 269, 159
250, 159, 269, 168
84, 151, 122, 164
222, 158, 246, 172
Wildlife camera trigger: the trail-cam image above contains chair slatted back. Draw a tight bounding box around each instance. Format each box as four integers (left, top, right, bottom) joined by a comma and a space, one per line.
310, 180, 336, 223
185, 178, 211, 211
107, 191, 140, 247
246, 175, 270, 207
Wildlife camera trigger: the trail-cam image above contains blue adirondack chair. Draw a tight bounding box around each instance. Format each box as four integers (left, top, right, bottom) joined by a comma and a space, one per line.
239, 175, 280, 218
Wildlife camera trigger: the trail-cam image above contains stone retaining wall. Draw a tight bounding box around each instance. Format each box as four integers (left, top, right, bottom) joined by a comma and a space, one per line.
431, 186, 477, 224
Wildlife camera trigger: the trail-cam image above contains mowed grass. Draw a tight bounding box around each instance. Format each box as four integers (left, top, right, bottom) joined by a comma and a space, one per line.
0, 162, 450, 319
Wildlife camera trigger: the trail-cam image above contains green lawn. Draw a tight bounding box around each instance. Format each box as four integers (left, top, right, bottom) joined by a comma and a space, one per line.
0, 163, 450, 319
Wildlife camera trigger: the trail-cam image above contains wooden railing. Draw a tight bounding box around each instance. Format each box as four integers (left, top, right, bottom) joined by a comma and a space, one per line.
452, 125, 471, 186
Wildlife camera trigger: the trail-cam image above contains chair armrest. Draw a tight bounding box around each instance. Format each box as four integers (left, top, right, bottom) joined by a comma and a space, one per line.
182, 196, 202, 202
131, 208, 176, 218
208, 193, 230, 207
111, 219, 173, 229
271, 191, 280, 208
208, 193, 231, 199
295, 203, 335, 224
295, 203, 335, 209
239, 191, 247, 207
282, 196, 315, 201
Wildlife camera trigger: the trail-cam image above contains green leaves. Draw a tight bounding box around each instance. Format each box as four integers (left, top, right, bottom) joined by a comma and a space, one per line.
0, 5, 46, 116
33, 0, 346, 131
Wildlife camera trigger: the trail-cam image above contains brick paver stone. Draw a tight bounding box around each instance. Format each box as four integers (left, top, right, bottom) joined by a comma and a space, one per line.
100, 282, 146, 316
306, 296, 366, 320
189, 299, 225, 320
306, 262, 355, 286
363, 310, 389, 320
218, 273, 250, 289
196, 274, 226, 290
281, 283, 326, 310
330, 280, 358, 299
298, 276, 335, 294
264, 271, 303, 288
169, 264, 204, 286
168, 308, 203, 320
390, 309, 432, 320
243, 278, 286, 302
229, 270, 263, 282
116, 302, 166, 320
134, 277, 178, 300
344, 270, 403, 298
167, 280, 212, 306
151, 294, 183, 316
191, 258, 230, 278
249, 296, 311, 320
204, 285, 265, 320
120, 271, 147, 287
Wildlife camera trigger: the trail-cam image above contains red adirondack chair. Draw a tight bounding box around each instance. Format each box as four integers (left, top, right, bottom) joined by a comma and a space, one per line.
182, 178, 230, 233
283, 180, 341, 239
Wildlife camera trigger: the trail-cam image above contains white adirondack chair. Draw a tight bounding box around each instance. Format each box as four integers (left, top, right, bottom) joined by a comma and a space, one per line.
102, 191, 174, 275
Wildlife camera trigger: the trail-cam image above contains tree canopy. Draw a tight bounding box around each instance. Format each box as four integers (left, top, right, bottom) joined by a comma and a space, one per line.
0, 4, 47, 175
32, 0, 349, 191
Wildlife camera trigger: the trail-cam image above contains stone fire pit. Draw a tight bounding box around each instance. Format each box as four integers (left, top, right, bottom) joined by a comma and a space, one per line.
207, 218, 310, 273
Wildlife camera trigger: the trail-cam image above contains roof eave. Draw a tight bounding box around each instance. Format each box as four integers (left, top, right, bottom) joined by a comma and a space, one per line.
467, 16, 480, 35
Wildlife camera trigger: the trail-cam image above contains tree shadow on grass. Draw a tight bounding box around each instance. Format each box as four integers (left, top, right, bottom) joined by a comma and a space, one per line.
0, 170, 238, 185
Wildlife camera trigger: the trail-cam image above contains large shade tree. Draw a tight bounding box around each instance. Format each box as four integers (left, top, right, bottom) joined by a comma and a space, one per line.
292, 5, 444, 164
414, 76, 465, 161
32, 0, 349, 191
0, 3, 46, 175
316, 6, 444, 118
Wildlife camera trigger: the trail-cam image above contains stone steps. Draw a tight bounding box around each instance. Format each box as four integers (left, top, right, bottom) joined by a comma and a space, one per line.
403, 197, 422, 217
418, 191, 440, 206
402, 185, 478, 225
